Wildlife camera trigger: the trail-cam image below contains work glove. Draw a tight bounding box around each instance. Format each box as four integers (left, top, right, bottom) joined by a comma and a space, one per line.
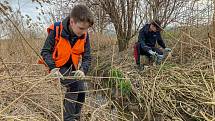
148, 50, 157, 62
164, 48, 171, 52
156, 54, 164, 64
49, 68, 64, 79
148, 50, 157, 56
72, 70, 85, 78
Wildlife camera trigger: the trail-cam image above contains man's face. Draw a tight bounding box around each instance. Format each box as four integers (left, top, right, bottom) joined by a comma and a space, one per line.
70, 18, 90, 37
149, 24, 157, 32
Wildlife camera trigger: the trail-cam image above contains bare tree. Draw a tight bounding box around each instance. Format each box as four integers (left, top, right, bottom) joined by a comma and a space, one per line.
144, 0, 190, 28
34, 0, 190, 52
35, 0, 143, 52
84, 0, 189, 52
90, 4, 110, 33
213, 0, 215, 37
94, 0, 140, 52
78, 0, 111, 33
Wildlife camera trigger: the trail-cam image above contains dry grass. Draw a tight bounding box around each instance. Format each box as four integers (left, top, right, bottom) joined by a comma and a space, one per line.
87, 29, 215, 121
1, 25, 215, 121
1, 0, 215, 120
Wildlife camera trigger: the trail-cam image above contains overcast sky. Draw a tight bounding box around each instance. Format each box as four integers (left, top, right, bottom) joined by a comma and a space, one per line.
5, 0, 39, 18
3, 0, 52, 26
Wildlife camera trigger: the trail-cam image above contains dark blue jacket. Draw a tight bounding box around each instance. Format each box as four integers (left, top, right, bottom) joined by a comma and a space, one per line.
41, 17, 91, 74
138, 24, 166, 49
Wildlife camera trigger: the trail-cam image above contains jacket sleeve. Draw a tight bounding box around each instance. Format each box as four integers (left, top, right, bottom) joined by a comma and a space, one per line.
157, 32, 166, 48
40, 30, 56, 70
80, 33, 91, 74
138, 28, 146, 49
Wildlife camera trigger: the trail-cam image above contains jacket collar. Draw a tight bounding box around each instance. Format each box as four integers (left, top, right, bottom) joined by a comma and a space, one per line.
144, 24, 150, 33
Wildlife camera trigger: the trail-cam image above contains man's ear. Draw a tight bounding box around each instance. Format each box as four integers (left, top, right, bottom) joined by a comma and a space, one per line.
70, 18, 74, 26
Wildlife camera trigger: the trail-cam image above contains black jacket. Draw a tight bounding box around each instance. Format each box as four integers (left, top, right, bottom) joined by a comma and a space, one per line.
138, 24, 166, 49
41, 17, 91, 74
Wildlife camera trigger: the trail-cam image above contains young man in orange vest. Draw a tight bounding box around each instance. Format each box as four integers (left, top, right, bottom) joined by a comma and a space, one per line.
40, 5, 94, 121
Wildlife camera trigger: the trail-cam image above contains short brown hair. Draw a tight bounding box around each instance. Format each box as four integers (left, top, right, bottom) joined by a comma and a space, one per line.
151, 20, 162, 31
70, 4, 94, 27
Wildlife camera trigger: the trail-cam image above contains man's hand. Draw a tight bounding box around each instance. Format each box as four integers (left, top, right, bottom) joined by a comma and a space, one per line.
156, 54, 164, 64
164, 48, 171, 52
72, 70, 85, 77
148, 50, 157, 61
49, 68, 64, 79
148, 50, 157, 56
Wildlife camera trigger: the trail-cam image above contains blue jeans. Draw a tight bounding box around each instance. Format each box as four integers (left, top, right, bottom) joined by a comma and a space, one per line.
59, 66, 85, 121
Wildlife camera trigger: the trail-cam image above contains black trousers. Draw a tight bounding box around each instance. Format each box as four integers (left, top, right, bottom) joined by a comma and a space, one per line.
59, 66, 85, 121
134, 43, 163, 65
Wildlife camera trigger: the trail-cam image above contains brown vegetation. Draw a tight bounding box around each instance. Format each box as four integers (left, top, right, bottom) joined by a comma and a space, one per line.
1, 0, 215, 121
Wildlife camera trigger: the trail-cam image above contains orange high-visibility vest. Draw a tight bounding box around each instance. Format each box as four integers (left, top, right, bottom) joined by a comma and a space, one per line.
39, 22, 86, 70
